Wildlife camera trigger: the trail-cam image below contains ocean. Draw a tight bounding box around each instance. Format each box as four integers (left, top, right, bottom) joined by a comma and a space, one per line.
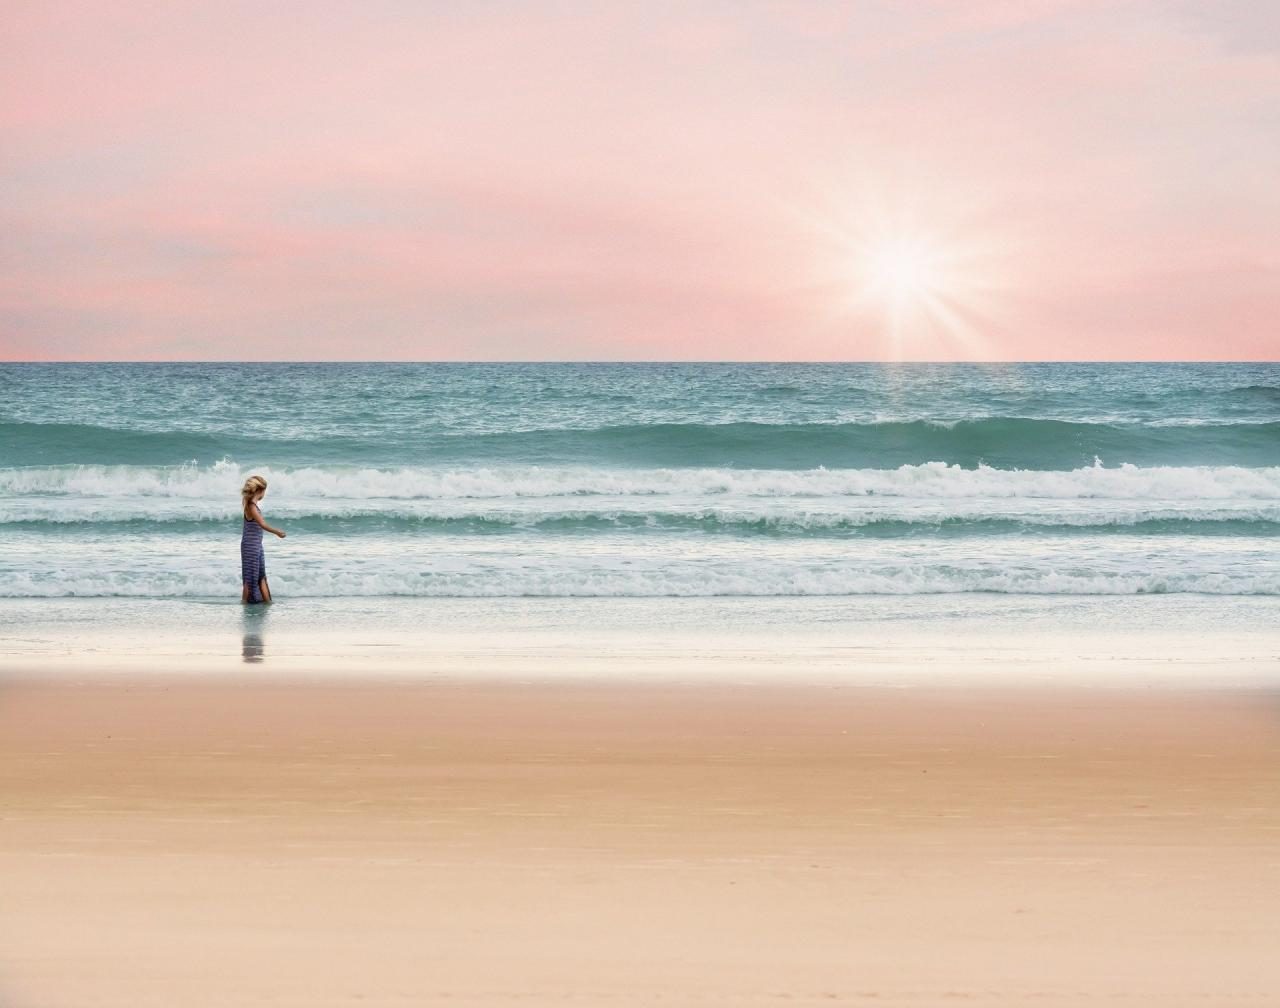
2, 362, 1278, 601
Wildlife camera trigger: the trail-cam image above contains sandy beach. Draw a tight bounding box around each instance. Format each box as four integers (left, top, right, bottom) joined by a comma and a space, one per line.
3, 652, 1278, 1007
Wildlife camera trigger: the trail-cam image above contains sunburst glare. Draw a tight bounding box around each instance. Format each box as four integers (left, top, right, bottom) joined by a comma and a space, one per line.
803, 185, 1020, 361
862, 234, 948, 315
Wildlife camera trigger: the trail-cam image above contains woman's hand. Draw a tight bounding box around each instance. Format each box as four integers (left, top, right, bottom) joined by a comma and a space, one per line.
276, 530, 287, 539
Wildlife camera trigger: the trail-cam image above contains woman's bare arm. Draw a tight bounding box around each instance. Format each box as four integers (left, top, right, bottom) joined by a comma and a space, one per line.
248, 503, 286, 538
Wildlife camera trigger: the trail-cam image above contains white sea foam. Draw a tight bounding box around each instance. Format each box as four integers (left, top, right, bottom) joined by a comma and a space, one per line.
3, 459, 1279, 503
5, 459, 1278, 598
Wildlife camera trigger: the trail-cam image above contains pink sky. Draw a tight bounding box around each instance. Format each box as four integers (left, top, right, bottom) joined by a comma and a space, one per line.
2, 1, 1277, 361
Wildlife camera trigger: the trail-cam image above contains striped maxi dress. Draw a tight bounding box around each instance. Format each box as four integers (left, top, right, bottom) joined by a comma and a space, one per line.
241, 512, 267, 602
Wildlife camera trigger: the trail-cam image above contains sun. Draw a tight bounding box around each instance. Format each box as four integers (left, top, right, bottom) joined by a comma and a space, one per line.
862, 235, 948, 315
802, 181, 1019, 359
849, 226, 977, 356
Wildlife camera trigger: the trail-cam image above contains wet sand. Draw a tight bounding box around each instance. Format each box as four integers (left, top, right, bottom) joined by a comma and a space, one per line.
2, 669, 1279, 1006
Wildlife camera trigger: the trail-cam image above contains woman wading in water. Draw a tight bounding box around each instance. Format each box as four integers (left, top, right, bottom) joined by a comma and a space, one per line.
241, 475, 285, 603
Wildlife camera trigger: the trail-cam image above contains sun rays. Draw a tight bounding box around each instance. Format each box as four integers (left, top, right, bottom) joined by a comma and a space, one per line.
802, 182, 1021, 361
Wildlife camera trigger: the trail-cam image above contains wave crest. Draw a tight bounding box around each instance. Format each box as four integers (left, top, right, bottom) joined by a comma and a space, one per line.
4, 459, 1280, 502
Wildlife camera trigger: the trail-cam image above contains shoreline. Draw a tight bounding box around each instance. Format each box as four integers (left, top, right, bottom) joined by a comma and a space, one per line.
4, 593, 1279, 686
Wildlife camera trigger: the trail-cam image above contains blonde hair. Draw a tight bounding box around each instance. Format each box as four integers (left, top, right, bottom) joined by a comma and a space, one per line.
241, 475, 268, 515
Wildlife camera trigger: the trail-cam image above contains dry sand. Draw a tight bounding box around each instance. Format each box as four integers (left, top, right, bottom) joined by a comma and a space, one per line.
2, 669, 1278, 1006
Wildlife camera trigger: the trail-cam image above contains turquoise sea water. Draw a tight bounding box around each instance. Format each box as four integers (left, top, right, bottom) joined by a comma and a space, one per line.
2, 362, 1278, 598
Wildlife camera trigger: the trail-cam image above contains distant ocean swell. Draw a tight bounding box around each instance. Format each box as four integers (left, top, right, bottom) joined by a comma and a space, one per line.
4, 416, 1279, 469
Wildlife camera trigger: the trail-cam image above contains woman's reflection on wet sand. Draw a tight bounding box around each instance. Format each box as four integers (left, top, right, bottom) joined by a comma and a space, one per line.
241, 632, 265, 663
241, 611, 266, 664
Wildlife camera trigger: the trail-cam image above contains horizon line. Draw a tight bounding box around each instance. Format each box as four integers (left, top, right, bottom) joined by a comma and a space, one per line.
5, 359, 1278, 366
